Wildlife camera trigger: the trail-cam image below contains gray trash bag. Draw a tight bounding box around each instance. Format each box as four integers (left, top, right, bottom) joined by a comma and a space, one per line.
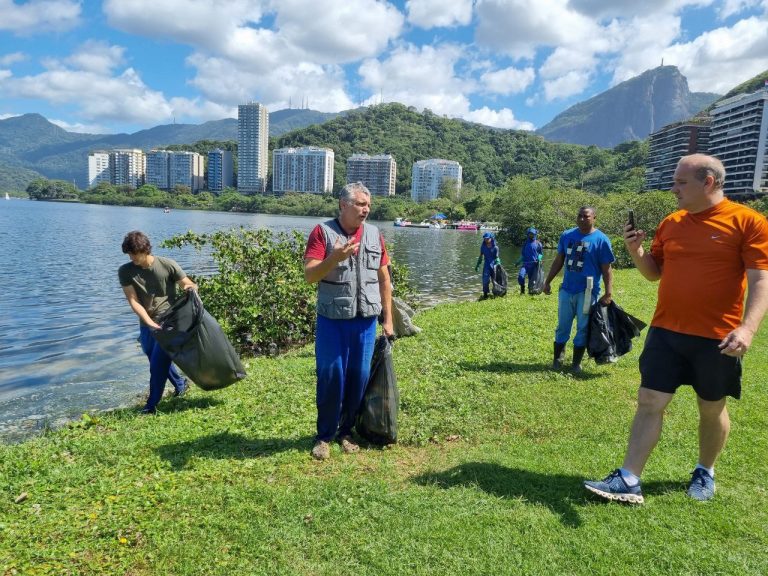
391, 296, 421, 338
528, 262, 545, 295
153, 290, 247, 390
356, 335, 399, 445
491, 264, 508, 296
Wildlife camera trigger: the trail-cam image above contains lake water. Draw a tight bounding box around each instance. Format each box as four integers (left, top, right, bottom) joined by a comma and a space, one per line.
0, 200, 544, 442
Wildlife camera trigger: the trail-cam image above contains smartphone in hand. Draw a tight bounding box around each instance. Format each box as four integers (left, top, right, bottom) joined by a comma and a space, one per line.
627, 209, 635, 231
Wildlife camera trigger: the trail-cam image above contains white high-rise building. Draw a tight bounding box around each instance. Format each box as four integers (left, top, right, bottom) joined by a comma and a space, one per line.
346, 154, 396, 196
411, 159, 462, 203
208, 149, 234, 192
272, 147, 335, 194
238, 102, 269, 194
111, 149, 145, 188
170, 151, 204, 192
87, 151, 111, 188
709, 88, 768, 198
146, 150, 172, 189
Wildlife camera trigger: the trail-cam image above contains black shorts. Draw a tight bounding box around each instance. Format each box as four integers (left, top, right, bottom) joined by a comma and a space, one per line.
639, 327, 742, 401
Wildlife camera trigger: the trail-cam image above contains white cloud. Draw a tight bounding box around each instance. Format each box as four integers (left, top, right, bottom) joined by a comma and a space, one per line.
0, 0, 80, 33
718, 0, 763, 18
464, 106, 535, 129
0, 113, 21, 120
568, 0, 710, 19
65, 41, 126, 74
406, 0, 473, 28
103, 0, 267, 51
662, 15, 768, 93
475, 0, 602, 58
0, 52, 26, 66
539, 47, 597, 80
359, 44, 469, 109
543, 70, 592, 101
480, 66, 535, 94
48, 118, 109, 134
275, 0, 404, 63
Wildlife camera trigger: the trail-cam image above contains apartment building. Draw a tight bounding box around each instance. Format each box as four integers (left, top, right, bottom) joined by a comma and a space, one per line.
170, 151, 204, 192
411, 159, 462, 203
346, 154, 396, 196
708, 88, 768, 198
146, 150, 172, 189
87, 151, 111, 188
238, 102, 269, 194
644, 120, 711, 191
111, 149, 145, 188
272, 146, 334, 194
208, 149, 234, 192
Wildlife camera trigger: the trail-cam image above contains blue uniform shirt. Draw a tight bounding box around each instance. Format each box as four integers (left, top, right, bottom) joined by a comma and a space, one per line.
557, 227, 614, 297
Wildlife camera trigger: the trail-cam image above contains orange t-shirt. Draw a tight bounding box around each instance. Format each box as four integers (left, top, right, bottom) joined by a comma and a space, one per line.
650, 199, 768, 339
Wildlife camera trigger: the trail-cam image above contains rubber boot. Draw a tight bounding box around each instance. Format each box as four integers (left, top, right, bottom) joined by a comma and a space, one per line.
553, 342, 566, 370
572, 346, 586, 374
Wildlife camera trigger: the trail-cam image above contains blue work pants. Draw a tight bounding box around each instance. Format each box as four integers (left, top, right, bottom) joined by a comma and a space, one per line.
138, 325, 185, 410
315, 315, 377, 442
555, 289, 595, 347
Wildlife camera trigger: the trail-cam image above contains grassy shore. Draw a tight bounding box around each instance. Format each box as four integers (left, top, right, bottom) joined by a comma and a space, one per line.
2, 268, 767, 575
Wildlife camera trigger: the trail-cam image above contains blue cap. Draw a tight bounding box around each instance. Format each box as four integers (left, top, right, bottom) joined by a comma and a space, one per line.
483, 232, 494, 239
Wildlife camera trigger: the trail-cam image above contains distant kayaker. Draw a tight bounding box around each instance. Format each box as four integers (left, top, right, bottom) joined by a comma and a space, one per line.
475, 232, 500, 300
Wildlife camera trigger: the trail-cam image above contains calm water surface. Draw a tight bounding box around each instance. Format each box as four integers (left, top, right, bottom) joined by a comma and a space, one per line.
0, 200, 544, 442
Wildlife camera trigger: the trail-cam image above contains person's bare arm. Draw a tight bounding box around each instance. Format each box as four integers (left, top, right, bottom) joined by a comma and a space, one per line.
542, 252, 565, 295
304, 238, 358, 284
624, 225, 661, 281
377, 265, 393, 337
178, 276, 197, 291
122, 285, 160, 329
598, 263, 613, 305
719, 268, 768, 357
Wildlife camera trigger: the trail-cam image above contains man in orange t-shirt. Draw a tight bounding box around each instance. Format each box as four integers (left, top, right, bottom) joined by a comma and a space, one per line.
585, 154, 768, 504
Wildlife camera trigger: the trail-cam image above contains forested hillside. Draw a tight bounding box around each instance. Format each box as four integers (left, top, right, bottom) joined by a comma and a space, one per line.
273, 103, 647, 195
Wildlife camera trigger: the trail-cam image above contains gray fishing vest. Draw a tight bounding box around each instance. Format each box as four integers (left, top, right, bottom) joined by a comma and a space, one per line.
316, 219, 383, 320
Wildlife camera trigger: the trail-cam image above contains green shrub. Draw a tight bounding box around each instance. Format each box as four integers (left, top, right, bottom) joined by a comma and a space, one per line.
163, 228, 316, 355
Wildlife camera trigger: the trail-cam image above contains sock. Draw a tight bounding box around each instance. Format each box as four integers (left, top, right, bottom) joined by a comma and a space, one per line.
695, 464, 714, 477
618, 467, 640, 486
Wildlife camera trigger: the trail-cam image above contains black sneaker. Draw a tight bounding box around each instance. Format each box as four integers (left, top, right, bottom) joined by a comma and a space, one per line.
139, 406, 156, 415
584, 469, 644, 504
174, 379, 189, 397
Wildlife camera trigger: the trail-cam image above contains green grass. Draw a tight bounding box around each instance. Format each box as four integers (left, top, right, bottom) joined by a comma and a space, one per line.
2, 268, 767, 575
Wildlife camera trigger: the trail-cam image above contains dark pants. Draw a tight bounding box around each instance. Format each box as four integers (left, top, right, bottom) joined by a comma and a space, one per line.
138, 326, 185, 410
315, 315, 377, 441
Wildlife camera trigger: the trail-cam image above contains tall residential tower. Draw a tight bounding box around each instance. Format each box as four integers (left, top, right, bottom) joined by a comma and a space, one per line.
238, 102, 269, 194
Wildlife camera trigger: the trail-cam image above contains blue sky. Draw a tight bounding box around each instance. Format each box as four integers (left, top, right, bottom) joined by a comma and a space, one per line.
0, 0, 766, 134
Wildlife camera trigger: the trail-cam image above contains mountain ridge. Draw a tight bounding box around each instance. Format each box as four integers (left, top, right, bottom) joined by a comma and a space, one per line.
536, 66, 721, 148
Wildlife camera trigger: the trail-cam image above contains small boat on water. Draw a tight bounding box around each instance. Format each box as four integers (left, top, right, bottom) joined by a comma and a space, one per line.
393, 217, 412, 227
163, 206, 171, 213
410, 220, 432, 228
4, 193, 9, 200
455, 220, 480, 231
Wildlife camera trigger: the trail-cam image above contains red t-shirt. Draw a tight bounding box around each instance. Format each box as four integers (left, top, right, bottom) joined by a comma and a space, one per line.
650, 199, 768, 339
304, 222, 389, 267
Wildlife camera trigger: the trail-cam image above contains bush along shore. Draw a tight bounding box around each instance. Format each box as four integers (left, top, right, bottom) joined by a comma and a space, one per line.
2, 268, 768, 575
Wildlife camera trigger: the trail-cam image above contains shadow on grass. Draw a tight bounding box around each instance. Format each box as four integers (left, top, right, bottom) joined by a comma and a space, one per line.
413, 462, 588, 527
156, 432, 313, 470
157, 396, 225, 414
458, 361, 603, 380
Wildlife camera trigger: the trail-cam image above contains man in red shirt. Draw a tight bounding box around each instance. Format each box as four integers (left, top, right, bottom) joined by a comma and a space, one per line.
585, 154, 768, 503
304, 182, 394, 460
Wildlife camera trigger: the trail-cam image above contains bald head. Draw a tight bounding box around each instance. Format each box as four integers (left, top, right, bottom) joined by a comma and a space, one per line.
679, 154, 725, 191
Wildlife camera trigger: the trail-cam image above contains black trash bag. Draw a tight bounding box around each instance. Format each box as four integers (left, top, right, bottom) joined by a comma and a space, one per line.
356, 335, 399, 445
587, 301, 647, 364
391, 296, 421, 338
528, 262, 545, 295
491, 264, 508, 296
153, 290, 247, 390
